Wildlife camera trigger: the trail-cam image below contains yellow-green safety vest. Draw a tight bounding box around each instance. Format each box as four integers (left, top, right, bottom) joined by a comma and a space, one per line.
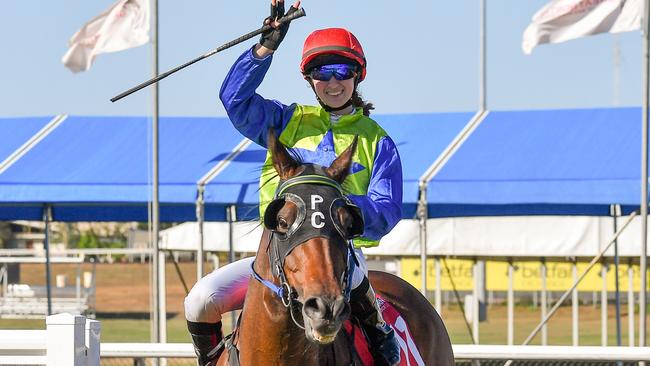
259, 105, 388, 248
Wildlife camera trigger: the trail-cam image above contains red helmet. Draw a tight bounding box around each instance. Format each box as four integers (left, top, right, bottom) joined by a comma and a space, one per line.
300, 28, 367, 82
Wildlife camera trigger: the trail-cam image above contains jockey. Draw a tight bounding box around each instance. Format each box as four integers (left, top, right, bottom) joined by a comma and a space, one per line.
184, 1, 402, 365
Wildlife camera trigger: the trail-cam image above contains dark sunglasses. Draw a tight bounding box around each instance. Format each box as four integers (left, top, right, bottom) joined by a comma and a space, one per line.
308, 64, 357, 81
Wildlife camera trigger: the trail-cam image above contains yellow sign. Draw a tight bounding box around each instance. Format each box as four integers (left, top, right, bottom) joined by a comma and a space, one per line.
400, 258, 647, 292
401, 258, 474, 291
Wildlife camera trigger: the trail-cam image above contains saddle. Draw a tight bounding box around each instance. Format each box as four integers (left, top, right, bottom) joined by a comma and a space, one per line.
345, 297, 425, 366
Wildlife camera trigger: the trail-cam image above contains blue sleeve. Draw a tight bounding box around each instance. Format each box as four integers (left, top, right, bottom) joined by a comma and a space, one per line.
219, 46, 296, 148
348, 136, 403, 240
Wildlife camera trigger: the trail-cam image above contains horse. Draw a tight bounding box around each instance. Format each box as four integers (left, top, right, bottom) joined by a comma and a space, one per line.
214, 130, 454, 365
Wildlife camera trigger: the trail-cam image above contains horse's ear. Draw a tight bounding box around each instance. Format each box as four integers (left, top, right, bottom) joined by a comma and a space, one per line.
326, 135, 358, 184
267, 128, 299, 180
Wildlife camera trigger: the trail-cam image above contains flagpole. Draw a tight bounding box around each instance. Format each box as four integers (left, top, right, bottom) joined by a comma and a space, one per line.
151, 0, 161, 349
473, 0, 488, 334
641, 0, 650, 351
479, 0, 486, 111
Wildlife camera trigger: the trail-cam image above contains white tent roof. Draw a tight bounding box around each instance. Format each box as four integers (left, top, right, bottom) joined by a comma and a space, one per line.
160, 215, 646, 258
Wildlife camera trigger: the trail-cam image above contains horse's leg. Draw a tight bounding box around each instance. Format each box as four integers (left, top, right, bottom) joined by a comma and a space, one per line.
369, 270, 454, 366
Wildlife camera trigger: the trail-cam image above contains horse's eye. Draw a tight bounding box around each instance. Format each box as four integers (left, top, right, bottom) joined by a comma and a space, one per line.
277, 217, 289, 233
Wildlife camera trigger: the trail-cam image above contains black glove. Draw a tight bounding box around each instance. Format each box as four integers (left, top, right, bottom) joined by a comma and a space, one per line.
259, 1, 298, 51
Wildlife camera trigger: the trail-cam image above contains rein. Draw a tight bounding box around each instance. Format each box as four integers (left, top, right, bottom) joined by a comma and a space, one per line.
250, 237, 356, 330
250, 172, 360, 330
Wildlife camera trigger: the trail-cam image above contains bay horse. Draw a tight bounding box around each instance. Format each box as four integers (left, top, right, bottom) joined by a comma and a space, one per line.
215, 130, 454, 365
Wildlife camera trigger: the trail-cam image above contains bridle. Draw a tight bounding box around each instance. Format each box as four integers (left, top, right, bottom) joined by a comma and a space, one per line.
250, 165, 363, 329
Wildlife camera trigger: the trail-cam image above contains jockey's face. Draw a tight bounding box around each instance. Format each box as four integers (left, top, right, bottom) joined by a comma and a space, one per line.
312, 76, 355, 113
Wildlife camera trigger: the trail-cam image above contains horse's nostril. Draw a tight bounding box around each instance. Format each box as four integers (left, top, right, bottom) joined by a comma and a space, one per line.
304, 296, 349, 322
304, 297, 329, 319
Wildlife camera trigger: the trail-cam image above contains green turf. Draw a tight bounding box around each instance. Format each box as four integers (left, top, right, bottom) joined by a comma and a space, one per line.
1, 305, 648, 346
0, 312, 237, 343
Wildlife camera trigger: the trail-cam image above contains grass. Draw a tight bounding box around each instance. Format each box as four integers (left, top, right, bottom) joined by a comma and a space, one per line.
4, 262, 649, 346
443, 302, 648, 346
2, 304, 647, 346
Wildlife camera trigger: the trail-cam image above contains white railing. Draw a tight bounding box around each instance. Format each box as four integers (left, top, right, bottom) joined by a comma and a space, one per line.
453, 345, 650, 361
5, 317, 650, 363
102, 342, 194, 358
0, 313, 100, 365
99, 343, 650, 362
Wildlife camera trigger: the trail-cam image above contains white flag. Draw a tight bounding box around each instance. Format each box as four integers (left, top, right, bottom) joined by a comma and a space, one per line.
62, 0, 150, 73
522, 0, 642, 55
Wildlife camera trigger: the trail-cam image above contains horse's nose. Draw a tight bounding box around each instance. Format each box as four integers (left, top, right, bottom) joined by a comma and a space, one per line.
304, 296, 350, 322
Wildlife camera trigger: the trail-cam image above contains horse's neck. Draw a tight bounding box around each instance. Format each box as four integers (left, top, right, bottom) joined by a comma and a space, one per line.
238, 280, 317, 364
237, 231, 319, 364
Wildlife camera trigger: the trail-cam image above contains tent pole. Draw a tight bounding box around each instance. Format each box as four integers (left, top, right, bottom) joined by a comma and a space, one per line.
196, 185, 205, 280
417, 183, 428, 295
227, 205, 237, 329
629, 259, 636, 347
195, 136, 253, 281
641, 0, 650, 351
611, 205, 622, 354
43, 205, 52, 316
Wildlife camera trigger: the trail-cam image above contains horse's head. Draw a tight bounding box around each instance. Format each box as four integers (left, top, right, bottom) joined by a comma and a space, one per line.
261, 129, 363, 344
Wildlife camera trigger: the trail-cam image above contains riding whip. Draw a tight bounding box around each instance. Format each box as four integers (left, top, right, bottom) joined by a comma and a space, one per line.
110, 7, 306, 102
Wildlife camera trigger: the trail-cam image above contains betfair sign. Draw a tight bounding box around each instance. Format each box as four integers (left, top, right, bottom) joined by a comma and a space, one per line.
400, 258, 647, 292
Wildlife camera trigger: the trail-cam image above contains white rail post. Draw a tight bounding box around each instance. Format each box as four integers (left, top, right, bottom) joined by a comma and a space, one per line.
46, 313, 86, 366
602, 260, 608, 347
507, 260, 514, 345
85, 319, 101, 365
541, 260, 548, 346
435, 257, 442, 316
572, 261, 579, 346
629, 261, 636, 347
473, 260, 480, 345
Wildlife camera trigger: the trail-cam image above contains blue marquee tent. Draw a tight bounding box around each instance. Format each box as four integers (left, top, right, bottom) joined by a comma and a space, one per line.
0, 115, 248, 221
0, 116, 55, 162
428, 107, 642, 217
202, 111, 475, 220
0, 107, 645, 222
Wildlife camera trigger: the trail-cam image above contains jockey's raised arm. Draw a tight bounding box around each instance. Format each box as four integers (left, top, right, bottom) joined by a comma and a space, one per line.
219, 47, 295, 149
219, 44, 403, 246
186, 3, 402, 364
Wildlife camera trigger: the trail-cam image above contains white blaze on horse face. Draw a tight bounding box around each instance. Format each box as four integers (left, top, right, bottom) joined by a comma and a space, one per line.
310, 195, 325, 228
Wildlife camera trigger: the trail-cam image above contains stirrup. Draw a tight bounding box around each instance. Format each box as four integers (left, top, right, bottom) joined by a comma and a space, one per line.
349, 277, 401, 366
364, 322, 401, 366
187, 321, 226, 366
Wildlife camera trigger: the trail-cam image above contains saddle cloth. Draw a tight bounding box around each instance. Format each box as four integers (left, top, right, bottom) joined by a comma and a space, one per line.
344, 296, 425, 366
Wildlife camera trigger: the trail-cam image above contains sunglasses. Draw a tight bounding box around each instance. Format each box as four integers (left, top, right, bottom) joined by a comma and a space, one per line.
308, 64, 357, 81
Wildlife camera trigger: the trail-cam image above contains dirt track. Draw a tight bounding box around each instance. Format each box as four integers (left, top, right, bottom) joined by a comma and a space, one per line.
20, 261, 199, 313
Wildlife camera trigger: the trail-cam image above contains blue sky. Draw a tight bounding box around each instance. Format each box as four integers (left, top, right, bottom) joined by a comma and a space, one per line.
1, 1, 644, 117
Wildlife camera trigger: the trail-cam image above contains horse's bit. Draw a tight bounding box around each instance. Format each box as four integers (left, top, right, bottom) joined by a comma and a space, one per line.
251, 164, 364, 329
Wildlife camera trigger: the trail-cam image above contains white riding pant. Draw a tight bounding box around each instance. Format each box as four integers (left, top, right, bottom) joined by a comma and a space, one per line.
184, 248, 368, 323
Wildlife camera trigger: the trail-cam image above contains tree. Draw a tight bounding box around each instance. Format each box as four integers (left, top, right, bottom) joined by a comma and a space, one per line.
0, 223, 12, 248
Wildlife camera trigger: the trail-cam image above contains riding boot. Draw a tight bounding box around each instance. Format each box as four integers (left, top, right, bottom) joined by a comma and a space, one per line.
350, 277, 401, 366
187, 320, 225, 366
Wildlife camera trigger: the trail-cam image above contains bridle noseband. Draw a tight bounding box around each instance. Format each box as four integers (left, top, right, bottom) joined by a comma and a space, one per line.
251, 165, 363, 329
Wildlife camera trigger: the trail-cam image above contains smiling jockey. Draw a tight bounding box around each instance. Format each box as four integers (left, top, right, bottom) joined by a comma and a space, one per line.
184, 2, 403, 365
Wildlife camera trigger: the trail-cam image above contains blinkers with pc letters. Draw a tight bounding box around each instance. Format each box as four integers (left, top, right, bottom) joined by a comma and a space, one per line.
263, 166, 365, 274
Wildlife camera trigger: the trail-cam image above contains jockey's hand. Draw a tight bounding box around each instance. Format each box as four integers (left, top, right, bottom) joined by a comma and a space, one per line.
258, 0, 301, 52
